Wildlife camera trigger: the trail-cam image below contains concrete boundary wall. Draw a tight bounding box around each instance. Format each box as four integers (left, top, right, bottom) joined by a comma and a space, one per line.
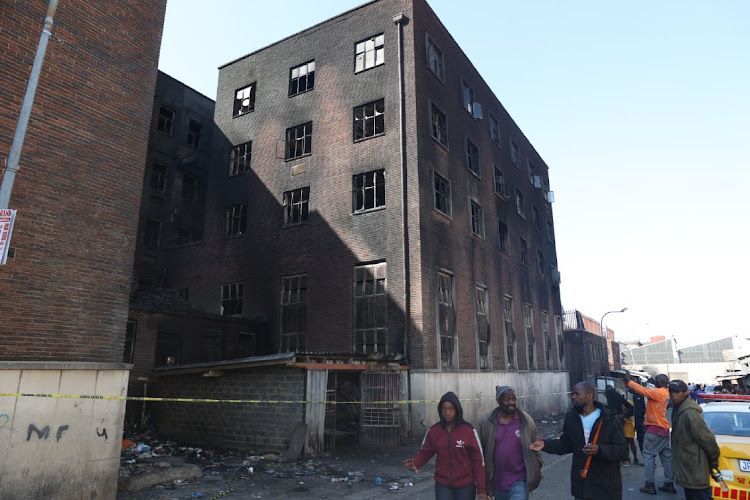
408, 370, 569, 437
0, 362, 129, 500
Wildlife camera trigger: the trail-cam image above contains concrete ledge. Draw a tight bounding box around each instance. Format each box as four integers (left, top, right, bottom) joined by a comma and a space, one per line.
0, 361, 132, 370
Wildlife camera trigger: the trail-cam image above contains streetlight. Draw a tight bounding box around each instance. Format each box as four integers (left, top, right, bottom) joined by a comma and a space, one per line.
600, 307, 627, 386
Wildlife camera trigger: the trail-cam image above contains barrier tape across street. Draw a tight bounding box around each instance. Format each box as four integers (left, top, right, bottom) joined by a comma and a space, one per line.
0, 391, 570, 405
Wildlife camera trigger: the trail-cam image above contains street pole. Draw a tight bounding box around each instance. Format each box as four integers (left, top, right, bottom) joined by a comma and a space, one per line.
600, 307, 627, 387
0, 0, 59, 209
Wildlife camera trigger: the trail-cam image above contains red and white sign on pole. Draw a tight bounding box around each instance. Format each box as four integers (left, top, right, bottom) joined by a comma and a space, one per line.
0, 209, 17, 265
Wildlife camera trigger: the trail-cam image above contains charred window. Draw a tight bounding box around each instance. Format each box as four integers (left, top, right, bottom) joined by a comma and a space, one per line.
437, 271, 456, 369
289, 61, 315, 96
285, 122, 312, 160
353, 99, 385, 141
280, 274, 307, 352
233, 83, 256, 117
353, 263, 387, 354
221, 282, 243, 316
283, 187, 310, 226
353, 170, 385, 212
157, 106, 174, 135
355, 34, 384, 73
224, 203, 248, 237
229, 141, 252, 176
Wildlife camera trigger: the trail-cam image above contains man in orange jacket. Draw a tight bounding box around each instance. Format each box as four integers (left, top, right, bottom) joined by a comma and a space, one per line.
625, 372, 675, 495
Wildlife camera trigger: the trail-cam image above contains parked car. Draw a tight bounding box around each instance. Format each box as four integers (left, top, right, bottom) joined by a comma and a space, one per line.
701, 401, 750, 498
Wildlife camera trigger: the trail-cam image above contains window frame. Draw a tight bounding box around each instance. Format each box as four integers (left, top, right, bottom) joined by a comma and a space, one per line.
425, 33, 445, 81
157, 106, 174, 136
353, 99, 385, 142
497, 220, 509, 252
465, 137, 480, 178
433, 170, 452, 218
282, 187, 310, 227
354, 33, 385, 74
461, 79, 476, 115
150, 163, 167, 193
353, 262, 388, 354
221, 282, 244, 316
289, 60, 315, 97
229, 141, 252, 177
233, 83, 256, 117
144, 218, 161, 250
493, 164, 507, 198
515, 189, 525, 218
186, 119, 202, 148
285, 121, 313, 161
489, 114, 501, 145
437, 269, 457, 370
280, 273, 308, 352
469, 199, 485, 239
429, 101, 449, 149
224, 202, 248, 238
475, 284, 490, 370
503, 295, 516, 370
520, 237, 529, 266
353, 169, 386, 213
524, 303, 535, 370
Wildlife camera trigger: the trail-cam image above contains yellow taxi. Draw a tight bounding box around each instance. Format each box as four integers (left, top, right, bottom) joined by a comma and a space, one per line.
701, 401, 750, 499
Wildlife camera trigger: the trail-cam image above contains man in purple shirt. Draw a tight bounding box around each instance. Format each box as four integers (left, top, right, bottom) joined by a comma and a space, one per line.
479, 386, 542, 500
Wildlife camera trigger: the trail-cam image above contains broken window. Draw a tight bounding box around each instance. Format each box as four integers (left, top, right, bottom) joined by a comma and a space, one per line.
490, 114, 500, 144
289, 60, 315, 96
470, 200, 484, 238
510, 139, 520, 166
524, 304, 535, 370
533, 206, 541, 231
123, 320, 136, 364
229, 141, 252, 176
542, 311, 551, 369
503, 296, 515, 369
144, 218, 161, 250
520, 238, 529, 266
353, 262, 387, 354
430, 103, 448, 147
547, 220, 555, 243
285, 121, 312, 160
433, 172, 451, 216
282, 187, 310, 226
176, 226, 192, 245
462, 80, 476, 115
426, 35, 445, 80
353, 170, 385, 213
150, 163, 167, 193
515, 189, 524, 217
221, 282, 243, 316
498, 221, 508, 251
233, 83, 256, 117
353, 99, 385, 141
187, 119, 202, 148
157, 106, 174, 135
155, 329, 180, 366
355, 33, 384, 73
181, 173, 199, 202
476, 286, 490, 370
280, 274, 307, 352
537, 250, 545, 275
437, 271, 456, 369
201, 330, 223, 362
466, 138, 480, 177
224, 202, 248, 237
494, 165, 506, 197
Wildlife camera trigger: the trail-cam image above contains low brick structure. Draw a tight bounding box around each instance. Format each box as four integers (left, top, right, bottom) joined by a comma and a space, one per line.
151, 365, 305, 453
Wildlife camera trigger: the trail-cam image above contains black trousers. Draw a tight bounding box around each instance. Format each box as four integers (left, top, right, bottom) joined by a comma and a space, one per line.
684, 487, 712, 500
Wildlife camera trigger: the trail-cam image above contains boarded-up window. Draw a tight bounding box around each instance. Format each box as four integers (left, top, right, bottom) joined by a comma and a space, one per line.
280, 274, 307, 352
438, 272, 456, 369
504, 296, 515, 369
354, 262, 387, 354
476, 286, 490, 370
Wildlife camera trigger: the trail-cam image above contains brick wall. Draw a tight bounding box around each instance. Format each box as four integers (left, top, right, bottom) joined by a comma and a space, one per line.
0, 0, 167, 361
150, 366, 305, 453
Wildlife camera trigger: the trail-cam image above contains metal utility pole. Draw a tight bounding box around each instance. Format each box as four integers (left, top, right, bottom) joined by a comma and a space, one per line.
601, 307, 627, 385
0, 0, 59, 209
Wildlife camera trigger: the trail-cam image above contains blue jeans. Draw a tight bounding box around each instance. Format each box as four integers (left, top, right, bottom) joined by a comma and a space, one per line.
435, 483, 476, 500
643, 431, 673, 484
495, 480, 528, 500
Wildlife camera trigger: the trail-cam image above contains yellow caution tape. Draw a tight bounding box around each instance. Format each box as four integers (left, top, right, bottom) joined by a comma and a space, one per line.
0, 392, 570, 405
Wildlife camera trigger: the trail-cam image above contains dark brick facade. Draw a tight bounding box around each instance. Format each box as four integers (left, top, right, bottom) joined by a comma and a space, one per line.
158, 0, 563, 372
0, 0, 166, 361
150, 366, 305, 452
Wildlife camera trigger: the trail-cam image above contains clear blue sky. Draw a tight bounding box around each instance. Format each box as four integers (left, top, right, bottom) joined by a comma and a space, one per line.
159, 0, 750, 347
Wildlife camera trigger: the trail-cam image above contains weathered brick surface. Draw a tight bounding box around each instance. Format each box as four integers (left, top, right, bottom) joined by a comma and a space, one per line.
0, 0, 166, 361
150, 366, 305, 453
160, 0, 562, 371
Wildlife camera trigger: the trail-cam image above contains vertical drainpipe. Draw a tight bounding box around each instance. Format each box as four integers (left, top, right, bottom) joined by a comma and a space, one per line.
392, 12, 411, 437
0, 0, 59, 209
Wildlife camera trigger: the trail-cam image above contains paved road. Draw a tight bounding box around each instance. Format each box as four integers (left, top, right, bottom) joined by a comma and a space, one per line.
366, 453, 678, 500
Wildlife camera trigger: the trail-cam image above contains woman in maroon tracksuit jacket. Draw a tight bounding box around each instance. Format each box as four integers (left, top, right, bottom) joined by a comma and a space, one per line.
404, 392, 488, 500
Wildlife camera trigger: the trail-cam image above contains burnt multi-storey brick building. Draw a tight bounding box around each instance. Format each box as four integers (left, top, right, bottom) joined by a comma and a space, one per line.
165, 0, 563, 373
0, 0, 166, 496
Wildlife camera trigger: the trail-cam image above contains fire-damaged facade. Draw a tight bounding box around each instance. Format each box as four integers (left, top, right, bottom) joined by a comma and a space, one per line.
128, 0, 568, 454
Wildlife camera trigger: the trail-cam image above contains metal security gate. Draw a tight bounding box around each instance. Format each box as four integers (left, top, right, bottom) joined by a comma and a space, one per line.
360, 371, 401, 447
